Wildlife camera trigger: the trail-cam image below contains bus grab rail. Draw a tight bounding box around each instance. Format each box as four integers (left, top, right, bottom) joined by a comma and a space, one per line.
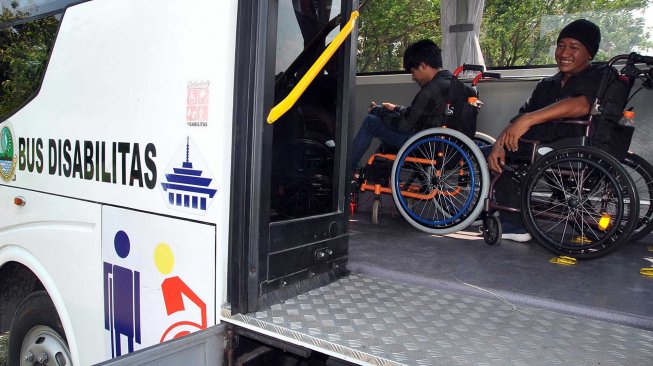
266, 11, 359, 124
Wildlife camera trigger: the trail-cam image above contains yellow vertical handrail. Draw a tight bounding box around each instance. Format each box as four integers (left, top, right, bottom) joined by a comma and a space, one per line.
266, 11, 359, 124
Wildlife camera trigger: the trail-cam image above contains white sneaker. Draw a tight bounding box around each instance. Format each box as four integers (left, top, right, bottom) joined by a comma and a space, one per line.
502, 232, 532, 242
537, 146, 553, 155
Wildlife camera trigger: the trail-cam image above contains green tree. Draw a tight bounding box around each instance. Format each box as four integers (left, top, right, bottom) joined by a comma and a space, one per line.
0, 4, 59, 117
357, 0, 652, 71
357, 0, 441, 73
481, 0, 652, 67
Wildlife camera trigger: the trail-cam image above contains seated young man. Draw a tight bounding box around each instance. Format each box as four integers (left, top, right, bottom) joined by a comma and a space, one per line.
350, 39, 452, 172
486, 19, 604, 242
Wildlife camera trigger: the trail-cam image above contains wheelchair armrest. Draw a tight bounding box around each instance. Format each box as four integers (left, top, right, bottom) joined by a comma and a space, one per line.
520, 138, 540, 145
551, 119, 591, 126
540, 136, 587, 151
514, 119, 590, 144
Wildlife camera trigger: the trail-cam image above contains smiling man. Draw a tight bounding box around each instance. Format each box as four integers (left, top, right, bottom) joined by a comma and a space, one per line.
486, 19, 603, 242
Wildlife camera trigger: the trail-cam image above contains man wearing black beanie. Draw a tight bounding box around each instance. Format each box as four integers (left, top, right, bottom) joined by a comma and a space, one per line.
557, 19, 601, 59
486, 19, 604, 242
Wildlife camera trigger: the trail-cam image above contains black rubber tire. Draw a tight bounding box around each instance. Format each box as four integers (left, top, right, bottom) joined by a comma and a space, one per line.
371, 199, 380, 225
8, 291, 72, 366
483, 214, 502, 245
622, 151, 653, 241
521, 147, 638, 259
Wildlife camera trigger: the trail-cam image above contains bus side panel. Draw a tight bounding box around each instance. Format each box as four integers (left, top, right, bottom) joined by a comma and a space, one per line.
0, 186, 103, 366
2, 0, 238, 224
94, 325, 226, 366
0, 2, 236, 362
101, 206, 217, 361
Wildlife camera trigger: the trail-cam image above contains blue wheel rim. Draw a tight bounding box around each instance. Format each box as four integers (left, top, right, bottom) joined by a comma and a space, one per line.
394, 135, 477, 227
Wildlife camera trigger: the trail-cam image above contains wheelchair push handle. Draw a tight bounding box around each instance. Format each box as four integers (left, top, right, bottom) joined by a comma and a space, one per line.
472, 72, 502, 87
593, 52, 652, 110
453, 64, 485, 77
452, 64, 501, 86
463, 64, 485, 72
482, 72, 502, 80
606, 52, 653, 68
631, 52, 653, 66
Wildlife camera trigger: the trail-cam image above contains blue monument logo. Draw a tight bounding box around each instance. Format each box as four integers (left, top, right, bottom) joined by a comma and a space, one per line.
0, 125, 17, 182
161, 137, 217, 214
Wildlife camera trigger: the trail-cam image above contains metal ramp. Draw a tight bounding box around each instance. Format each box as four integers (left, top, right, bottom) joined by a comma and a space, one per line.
222, 273, 653, 366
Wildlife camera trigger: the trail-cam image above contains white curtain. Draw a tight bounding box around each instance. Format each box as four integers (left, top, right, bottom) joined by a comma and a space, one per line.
440, 0, 458, 70
460, 0, 485, 68
440, 0, 485, 70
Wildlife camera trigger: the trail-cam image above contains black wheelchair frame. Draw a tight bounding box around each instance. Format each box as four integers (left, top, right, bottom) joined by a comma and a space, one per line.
480, 52, 653, 259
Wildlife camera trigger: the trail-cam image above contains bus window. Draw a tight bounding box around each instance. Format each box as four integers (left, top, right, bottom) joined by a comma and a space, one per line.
357, 0, 440, 73
356, 1, 652, 72
0, 4, 59, 120
270, 0, 343, 221
481, 4, 653, 67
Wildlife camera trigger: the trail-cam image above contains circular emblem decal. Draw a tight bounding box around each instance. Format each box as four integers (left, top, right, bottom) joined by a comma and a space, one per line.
0, 126, 17, 182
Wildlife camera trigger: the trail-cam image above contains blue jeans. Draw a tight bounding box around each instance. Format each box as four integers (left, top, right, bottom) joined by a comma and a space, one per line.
351, 114, 412, 170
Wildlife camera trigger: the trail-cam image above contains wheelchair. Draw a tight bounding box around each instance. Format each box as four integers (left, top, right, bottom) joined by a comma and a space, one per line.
480, 52, 653, 259
351, 65, 500, 234
622, 151, 653, 241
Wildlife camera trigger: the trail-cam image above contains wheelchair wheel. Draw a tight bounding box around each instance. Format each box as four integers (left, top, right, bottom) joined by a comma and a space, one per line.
391, 128, 489, 234
371, 199, 380, 225
521, 147, 639, 259
471, 132, 495, 226
405, 198, 415, 211
482, 214, 501, 245
622, 151, 653, 241
472, 131, 496, 148
349, 192, 358, 215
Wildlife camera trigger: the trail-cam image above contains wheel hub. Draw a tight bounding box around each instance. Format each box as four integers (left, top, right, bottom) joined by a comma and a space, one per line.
567, 197, 579, 209
21, 326, 72, 366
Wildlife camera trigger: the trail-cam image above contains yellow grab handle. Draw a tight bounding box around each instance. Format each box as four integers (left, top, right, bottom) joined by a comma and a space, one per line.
267, 11, 359, 124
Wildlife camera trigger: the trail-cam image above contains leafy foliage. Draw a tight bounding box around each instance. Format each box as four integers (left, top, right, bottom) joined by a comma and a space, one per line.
1, 1, 651, 104
357, 0, 441, 72
481, 0, 652, 66
358, 0, 652, 71
0, 5, 59, 118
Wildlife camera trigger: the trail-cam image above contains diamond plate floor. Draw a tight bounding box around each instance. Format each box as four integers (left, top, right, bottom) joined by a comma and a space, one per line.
348, 203, 653, 330
223, 274, 653, 366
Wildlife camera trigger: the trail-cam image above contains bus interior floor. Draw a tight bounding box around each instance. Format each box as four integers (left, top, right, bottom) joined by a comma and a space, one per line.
347, 209, 653, 331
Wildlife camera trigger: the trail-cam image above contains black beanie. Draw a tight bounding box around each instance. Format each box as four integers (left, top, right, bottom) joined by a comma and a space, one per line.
557, 19, 601, 58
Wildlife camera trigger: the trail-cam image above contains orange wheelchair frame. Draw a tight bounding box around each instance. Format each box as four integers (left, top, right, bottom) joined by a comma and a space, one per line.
351, 65, 500, 228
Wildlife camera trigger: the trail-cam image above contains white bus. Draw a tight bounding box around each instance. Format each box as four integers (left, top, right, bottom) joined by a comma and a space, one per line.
1, 0, 652, 365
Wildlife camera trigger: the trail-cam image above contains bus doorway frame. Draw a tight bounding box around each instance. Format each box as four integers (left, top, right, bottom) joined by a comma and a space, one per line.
228, 0, 358, 315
